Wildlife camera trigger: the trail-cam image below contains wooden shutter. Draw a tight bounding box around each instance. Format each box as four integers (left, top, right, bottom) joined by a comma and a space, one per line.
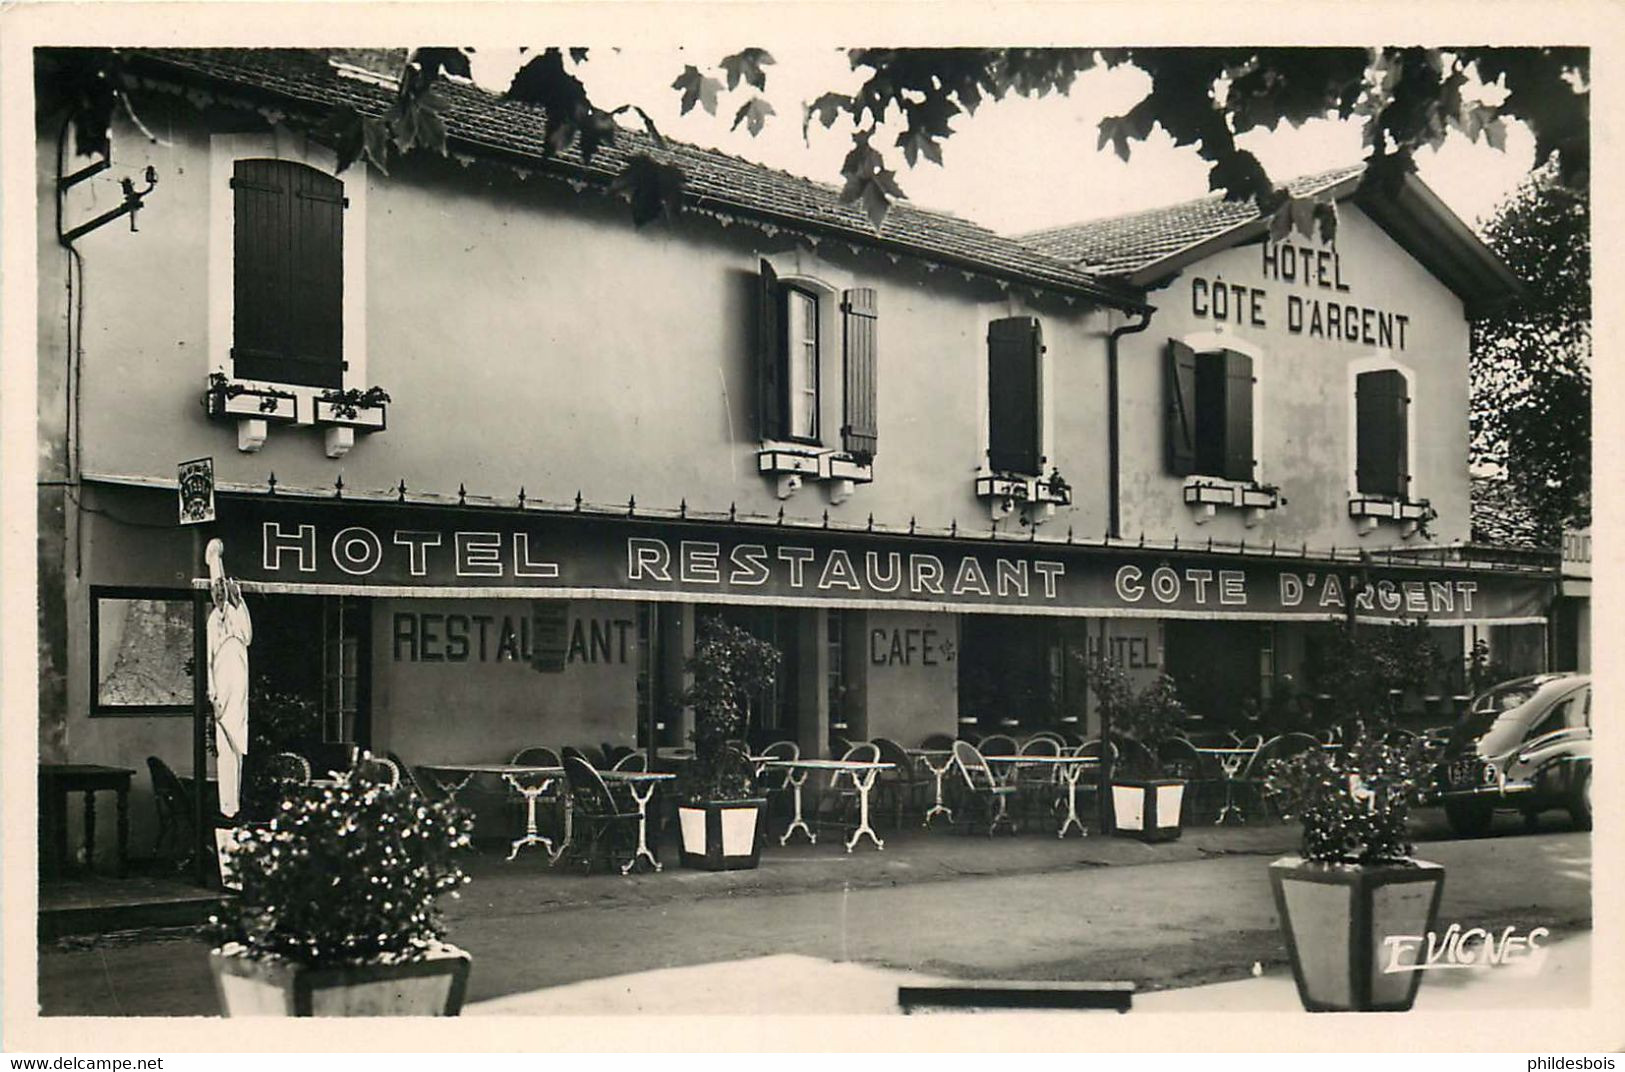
987, 317, 1042, 474
1356, 369, 1409, 497
841, 287, 879, 458
1165, 340, 1198, 476
1221, 349, 1255, 483
757, 259, 785, 441
231, 159, 345, 388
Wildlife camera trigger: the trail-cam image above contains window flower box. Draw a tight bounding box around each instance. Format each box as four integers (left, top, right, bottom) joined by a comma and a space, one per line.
1348, 496, 1436, 538
313, 386, 390, 459
757, 446, 874, 503
1183, 478, 1282, 527
203, 373, 297, 453
975, 469, 1069, 523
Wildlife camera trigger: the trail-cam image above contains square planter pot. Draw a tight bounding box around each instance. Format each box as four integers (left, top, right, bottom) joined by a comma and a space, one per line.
1110, 778, 1185, 842
678, 798, 766, 871
1269, 856, 1446, 1012
210, 944, 471, 1016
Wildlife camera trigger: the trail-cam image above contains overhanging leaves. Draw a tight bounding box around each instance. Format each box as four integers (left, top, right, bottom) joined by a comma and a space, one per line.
611, 153, 688, 227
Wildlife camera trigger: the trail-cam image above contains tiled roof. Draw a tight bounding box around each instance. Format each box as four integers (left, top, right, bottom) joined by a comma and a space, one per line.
1018, 164, 1365, 276
1470, 476, 1548, 550
123, 48, 1146, 311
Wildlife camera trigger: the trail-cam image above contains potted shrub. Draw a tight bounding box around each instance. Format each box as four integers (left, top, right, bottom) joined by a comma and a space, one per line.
676, 618, 782, 871
204, 760, 475, 1016
1083, 658, 1189, 842
1264, 729, 1444, 1012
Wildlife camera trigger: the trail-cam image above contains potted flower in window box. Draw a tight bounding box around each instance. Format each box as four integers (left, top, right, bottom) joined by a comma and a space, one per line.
203, 372, 297, 453
204, 759, 475, 1016
1083, 657, 1188, 842
313, 385, 390, 458
1264, 729, 1443, 1012
676, 618, 782, 871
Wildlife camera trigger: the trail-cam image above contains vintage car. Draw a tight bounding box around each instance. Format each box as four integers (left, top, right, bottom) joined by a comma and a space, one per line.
1430, 672, 1592, 836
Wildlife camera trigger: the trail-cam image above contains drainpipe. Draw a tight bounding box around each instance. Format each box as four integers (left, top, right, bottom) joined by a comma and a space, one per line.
1106, 308, 1156, 541
1098, 307, 1154, 834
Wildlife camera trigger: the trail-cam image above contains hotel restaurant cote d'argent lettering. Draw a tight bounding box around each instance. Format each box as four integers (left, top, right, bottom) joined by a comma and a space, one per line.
36, 48, 1580, 862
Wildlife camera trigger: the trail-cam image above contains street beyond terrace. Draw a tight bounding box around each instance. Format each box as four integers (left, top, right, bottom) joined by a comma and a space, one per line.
38, 814, 1590, 1016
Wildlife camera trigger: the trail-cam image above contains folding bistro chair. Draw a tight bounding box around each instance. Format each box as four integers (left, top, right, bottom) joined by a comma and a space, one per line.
950, 740, 1019, 836
267, 752, 311, 786
560, 754, 641, 874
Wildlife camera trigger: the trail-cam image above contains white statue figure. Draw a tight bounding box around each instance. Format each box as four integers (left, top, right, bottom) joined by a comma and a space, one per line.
205, 538, 252, 818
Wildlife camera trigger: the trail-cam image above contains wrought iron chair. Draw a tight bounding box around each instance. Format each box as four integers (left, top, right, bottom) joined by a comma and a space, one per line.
755, 739, 800, 838
267, 752, 311, 786
871, 737, 923, 829
817, 741, 879, 834
560, 754, 641, 874
354, 754, 400, 788
977, 733, 1019, 757
1158, 736, 1219, 823
950, 740, 1019, 836
1010, 734, 1063, 819
146, 755, 198, 866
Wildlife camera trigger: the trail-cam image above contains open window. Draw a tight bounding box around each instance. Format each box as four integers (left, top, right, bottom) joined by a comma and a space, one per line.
757, 260, 878, 501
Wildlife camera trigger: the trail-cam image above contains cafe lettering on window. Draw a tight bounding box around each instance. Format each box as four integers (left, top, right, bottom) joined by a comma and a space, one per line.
215, 501, 1547, 624
1189, 240, 1413, 351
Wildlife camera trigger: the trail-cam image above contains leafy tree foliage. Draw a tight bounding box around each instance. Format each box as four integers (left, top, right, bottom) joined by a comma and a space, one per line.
45, 45, 1587, 237
1470, 167, 1591, 543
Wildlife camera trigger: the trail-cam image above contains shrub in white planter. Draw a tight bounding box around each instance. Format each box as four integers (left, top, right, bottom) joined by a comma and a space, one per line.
1265, 729, 1444, 1012
677, 618, 781, 870
204, 761, 475, 1016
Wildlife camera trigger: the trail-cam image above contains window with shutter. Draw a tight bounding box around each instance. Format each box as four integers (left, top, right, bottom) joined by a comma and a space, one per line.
1168, 342, 1256, 482
1356, 368, 1410, 497
757, 260, 785, 441
1165, 340, 1198, 476
841, 288, 878, 458
1221, 349, 1256, 483
988, 317, 1042, 475
231, 159, 345, 388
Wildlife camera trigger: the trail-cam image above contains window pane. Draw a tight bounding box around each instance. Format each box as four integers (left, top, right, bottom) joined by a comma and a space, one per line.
1194, 351, 1227, 476
786, 290, 818, 439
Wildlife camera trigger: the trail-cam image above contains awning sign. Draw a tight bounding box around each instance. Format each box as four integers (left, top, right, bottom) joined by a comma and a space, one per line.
213, 500, 1549, 624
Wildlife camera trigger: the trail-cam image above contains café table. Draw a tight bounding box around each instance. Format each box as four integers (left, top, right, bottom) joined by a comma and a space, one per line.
983, 754, 1101, 838
1190, 746, 1259, 825
597, 769, 677, 874
418, 763, 564, 861
763, 759, 894, 852
904, 748, 956, 827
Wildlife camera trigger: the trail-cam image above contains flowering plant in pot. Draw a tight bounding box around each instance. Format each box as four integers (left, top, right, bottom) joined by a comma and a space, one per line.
676, 617, 781, 870
1082, 657, 1189, 841
1263, 728, 1443, 1012
203, 761, 475, 1016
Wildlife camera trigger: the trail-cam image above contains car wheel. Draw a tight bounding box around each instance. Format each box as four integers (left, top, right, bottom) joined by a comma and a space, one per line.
1521, 809, 1540, 833
1445, 799, 1494, 837
1569, 767, 1592, 831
